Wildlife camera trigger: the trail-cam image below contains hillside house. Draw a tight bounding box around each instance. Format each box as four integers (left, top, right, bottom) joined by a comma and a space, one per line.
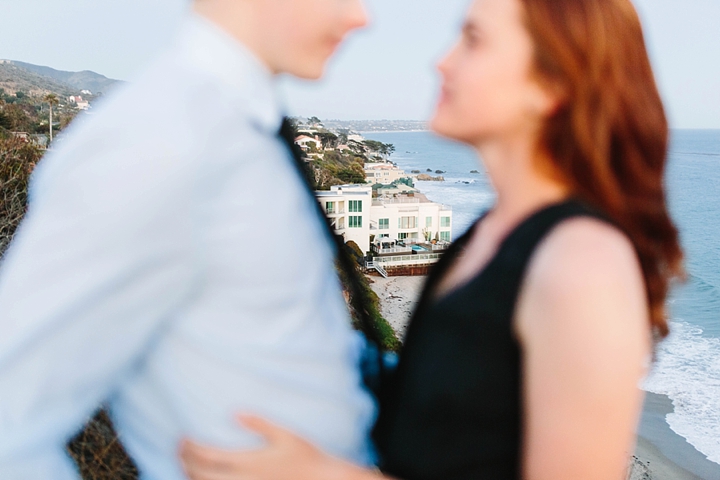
364, 163, 410, 185
295, 135, 322, 152
68, 96, 90, 110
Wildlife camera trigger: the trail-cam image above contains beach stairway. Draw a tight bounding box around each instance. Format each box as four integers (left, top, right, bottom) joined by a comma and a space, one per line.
375, 263, 388, 278
366, 260, 389, 278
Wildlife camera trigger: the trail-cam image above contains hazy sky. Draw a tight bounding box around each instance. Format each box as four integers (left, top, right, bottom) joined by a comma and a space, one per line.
1, 0, 718, 128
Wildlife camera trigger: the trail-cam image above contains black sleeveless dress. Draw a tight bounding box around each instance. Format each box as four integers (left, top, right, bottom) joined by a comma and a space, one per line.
372, 199, 607, 480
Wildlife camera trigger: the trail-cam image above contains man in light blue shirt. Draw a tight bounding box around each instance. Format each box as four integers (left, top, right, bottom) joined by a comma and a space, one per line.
0, 0, 373, 478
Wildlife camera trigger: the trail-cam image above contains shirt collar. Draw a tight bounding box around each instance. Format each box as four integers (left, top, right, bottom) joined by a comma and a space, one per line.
176, 12, 284, 135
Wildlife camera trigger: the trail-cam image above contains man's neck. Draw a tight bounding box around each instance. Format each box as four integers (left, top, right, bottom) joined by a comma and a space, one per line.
192, 2, 278, 75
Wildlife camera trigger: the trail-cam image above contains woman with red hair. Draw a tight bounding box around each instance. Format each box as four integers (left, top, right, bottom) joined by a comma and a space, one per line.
180, 0, 683, 478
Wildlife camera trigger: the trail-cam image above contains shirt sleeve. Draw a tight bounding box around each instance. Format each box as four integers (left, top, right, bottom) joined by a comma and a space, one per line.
0, 138, 199, 478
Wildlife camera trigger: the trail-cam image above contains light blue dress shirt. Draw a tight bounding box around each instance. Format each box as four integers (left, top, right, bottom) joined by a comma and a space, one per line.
0, 13, 375, 479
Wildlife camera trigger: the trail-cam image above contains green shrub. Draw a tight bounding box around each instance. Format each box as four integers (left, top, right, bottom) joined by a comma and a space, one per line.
0, 136, 41, 254
337, 243, 401, 352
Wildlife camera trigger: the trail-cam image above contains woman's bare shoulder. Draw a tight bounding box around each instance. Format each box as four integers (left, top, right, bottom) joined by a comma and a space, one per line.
530, 216, 642, 293
516, 216, 650, 352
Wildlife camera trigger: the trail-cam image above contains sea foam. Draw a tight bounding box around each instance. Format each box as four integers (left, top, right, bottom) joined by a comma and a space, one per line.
644, 320, 720, 464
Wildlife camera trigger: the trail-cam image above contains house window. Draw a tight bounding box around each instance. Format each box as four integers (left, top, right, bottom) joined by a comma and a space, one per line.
379, 218, 389, 230
426, 217, 432, 228
398, 233, 409, 240
440, 231, 451, 242
349, 216, 362, 228
441, 216, 451, 227
398, 216, 417, 229
349, 200, 363, 213
325, 202, 335, 214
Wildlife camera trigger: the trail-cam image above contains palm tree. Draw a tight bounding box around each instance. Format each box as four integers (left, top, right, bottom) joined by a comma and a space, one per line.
44, 93, 59, 143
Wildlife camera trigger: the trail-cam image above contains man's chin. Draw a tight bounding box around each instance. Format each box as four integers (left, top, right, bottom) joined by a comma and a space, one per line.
283, 61, 327, 81
430, 116, 457, 140
431, 121, 479, 146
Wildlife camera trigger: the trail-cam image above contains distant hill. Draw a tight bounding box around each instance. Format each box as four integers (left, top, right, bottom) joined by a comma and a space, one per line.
0, 60, 120, 97
10, 61, 119, 94
0, 61, 75, 97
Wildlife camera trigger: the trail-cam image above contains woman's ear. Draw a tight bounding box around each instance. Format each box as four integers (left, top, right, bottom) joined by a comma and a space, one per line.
528, 77, 567, 118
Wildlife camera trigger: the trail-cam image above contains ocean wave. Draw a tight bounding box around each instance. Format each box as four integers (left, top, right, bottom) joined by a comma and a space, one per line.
644, 321, 720, 464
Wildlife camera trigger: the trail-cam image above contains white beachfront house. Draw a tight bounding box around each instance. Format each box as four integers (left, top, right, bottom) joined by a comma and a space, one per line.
315, 185, 372, 253
315, 184, 452, 256
364, 163, 410, 185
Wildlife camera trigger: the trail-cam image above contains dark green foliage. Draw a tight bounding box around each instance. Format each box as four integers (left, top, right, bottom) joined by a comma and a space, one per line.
0, 96, 81, 135
345, 240, 365, 263
311, 150, 367, 189
1, 103, 32, 131
336, 251, 401, 353
0, 110, 12, 130
0, 136, 41, 253
337, 163, 365, 184
395, 177, 414, 188
362, 140, 395, 157
316, 131, 338, 149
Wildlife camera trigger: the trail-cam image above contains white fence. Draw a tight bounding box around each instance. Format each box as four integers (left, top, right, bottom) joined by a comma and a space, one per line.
373, 253, 442, 268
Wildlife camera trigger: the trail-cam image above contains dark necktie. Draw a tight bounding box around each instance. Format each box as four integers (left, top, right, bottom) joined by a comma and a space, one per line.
277, 118, 384, 350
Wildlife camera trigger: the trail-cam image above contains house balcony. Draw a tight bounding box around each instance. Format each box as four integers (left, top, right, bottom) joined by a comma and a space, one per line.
329, 219, 345, 231
372, 245, 413, 256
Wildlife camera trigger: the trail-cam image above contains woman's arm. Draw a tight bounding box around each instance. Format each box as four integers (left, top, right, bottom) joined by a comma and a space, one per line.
180, 416, 394, 480
515, 218, 651, 480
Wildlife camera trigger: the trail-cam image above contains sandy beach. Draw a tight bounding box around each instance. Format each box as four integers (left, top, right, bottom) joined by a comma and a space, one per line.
367, 275, 426, 340
370, 274, 720, 480
632, 392, 720, 479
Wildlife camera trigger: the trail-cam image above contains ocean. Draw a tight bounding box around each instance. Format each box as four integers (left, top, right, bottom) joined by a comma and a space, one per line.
366, 130, 720, 467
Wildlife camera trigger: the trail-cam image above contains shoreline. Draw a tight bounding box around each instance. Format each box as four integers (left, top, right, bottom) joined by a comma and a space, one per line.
371, 275, 720, 480
635, 392, 720, 479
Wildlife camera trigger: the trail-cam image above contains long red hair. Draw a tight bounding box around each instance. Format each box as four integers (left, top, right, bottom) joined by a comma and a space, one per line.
521, 0, 684, 337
